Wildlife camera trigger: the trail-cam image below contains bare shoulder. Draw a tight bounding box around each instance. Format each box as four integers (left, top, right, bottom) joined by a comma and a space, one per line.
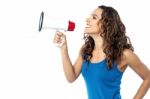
123, 49, 150, 80
116, 49, 134, 72
123, 49, 134, 58
122, 49, 140, 66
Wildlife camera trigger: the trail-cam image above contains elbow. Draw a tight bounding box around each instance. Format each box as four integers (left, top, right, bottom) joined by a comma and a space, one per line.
145, 73, 150, 83
148, 71, 150, 81
65, 72, 78, 83
146, 72, 150, 86
67, 79, 75, 83
67, 77, 76, 83
68, 80, 74, 83
148, 77, 150, 87
147, 77, 150, 84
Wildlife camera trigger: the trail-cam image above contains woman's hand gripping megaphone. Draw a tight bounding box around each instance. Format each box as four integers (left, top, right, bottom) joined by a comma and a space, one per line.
53, 31, 67, 48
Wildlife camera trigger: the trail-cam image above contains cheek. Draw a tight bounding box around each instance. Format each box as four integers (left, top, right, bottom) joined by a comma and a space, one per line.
89, 26, 100, 34
95, 27, 101, 33
97, 23, 102, 31
94, 24, 101, 32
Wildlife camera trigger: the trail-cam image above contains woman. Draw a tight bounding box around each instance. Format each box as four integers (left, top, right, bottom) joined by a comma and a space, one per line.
53, 5, 150, 99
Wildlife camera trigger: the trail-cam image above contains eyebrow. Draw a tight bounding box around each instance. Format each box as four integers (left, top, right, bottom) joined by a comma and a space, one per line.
92, 14, 100, 19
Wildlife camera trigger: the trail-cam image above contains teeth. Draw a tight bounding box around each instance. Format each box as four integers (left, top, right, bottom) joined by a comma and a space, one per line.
85, 25, 90, 28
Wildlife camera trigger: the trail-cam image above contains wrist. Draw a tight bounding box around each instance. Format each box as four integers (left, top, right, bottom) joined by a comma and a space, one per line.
60, 46, 68, 53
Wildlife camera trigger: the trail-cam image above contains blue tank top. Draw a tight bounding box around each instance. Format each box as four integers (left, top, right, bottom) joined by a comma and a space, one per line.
81, 59, 123, 99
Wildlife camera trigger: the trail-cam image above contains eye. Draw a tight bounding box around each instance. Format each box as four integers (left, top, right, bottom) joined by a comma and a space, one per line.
92, 14, 99, 20
93, 16, 97, 19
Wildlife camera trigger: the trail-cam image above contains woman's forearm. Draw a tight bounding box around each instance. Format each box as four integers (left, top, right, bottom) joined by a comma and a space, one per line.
60, 48, 76, 83
134, 79, 150, 99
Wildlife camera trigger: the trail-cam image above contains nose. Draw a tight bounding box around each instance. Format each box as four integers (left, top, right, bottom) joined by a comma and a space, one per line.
86, 17, 90, 23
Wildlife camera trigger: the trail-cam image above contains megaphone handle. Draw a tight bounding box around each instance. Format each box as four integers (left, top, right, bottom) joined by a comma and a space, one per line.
54, 30, 66, 47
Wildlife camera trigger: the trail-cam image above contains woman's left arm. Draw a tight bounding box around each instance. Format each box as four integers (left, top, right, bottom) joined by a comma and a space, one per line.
124, 49, 150, 99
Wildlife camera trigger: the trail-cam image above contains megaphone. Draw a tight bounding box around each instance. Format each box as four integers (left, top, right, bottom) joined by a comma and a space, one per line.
38, 11, 75, 32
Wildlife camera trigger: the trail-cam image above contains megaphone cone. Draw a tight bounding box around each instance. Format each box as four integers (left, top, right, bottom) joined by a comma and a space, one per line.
38, 11, 75, 32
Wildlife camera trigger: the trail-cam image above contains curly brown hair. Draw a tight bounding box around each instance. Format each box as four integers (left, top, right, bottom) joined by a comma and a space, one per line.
82, 5, 134, 69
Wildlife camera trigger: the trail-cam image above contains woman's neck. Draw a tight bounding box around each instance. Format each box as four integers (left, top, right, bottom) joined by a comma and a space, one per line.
90, 34, 106, 61
90, 33, 104, 50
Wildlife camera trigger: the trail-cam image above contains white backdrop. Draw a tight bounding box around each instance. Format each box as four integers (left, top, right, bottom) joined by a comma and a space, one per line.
0, 0, 150, 99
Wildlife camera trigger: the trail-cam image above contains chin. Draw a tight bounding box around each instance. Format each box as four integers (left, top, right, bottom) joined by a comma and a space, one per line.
84, 31, 88, 34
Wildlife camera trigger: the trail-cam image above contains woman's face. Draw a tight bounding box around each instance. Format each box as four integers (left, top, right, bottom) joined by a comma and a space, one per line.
84, 8, 103, 34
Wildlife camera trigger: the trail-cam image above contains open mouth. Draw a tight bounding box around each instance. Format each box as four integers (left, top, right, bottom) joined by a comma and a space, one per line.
85, 25, 91, 28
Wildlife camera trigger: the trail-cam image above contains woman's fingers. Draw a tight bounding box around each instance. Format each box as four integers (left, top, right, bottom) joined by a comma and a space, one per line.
54, 32, 62, 43
53, 31, 66, 47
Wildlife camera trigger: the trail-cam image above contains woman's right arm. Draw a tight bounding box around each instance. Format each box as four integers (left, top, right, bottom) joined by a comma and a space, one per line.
54, 32, 83, 83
